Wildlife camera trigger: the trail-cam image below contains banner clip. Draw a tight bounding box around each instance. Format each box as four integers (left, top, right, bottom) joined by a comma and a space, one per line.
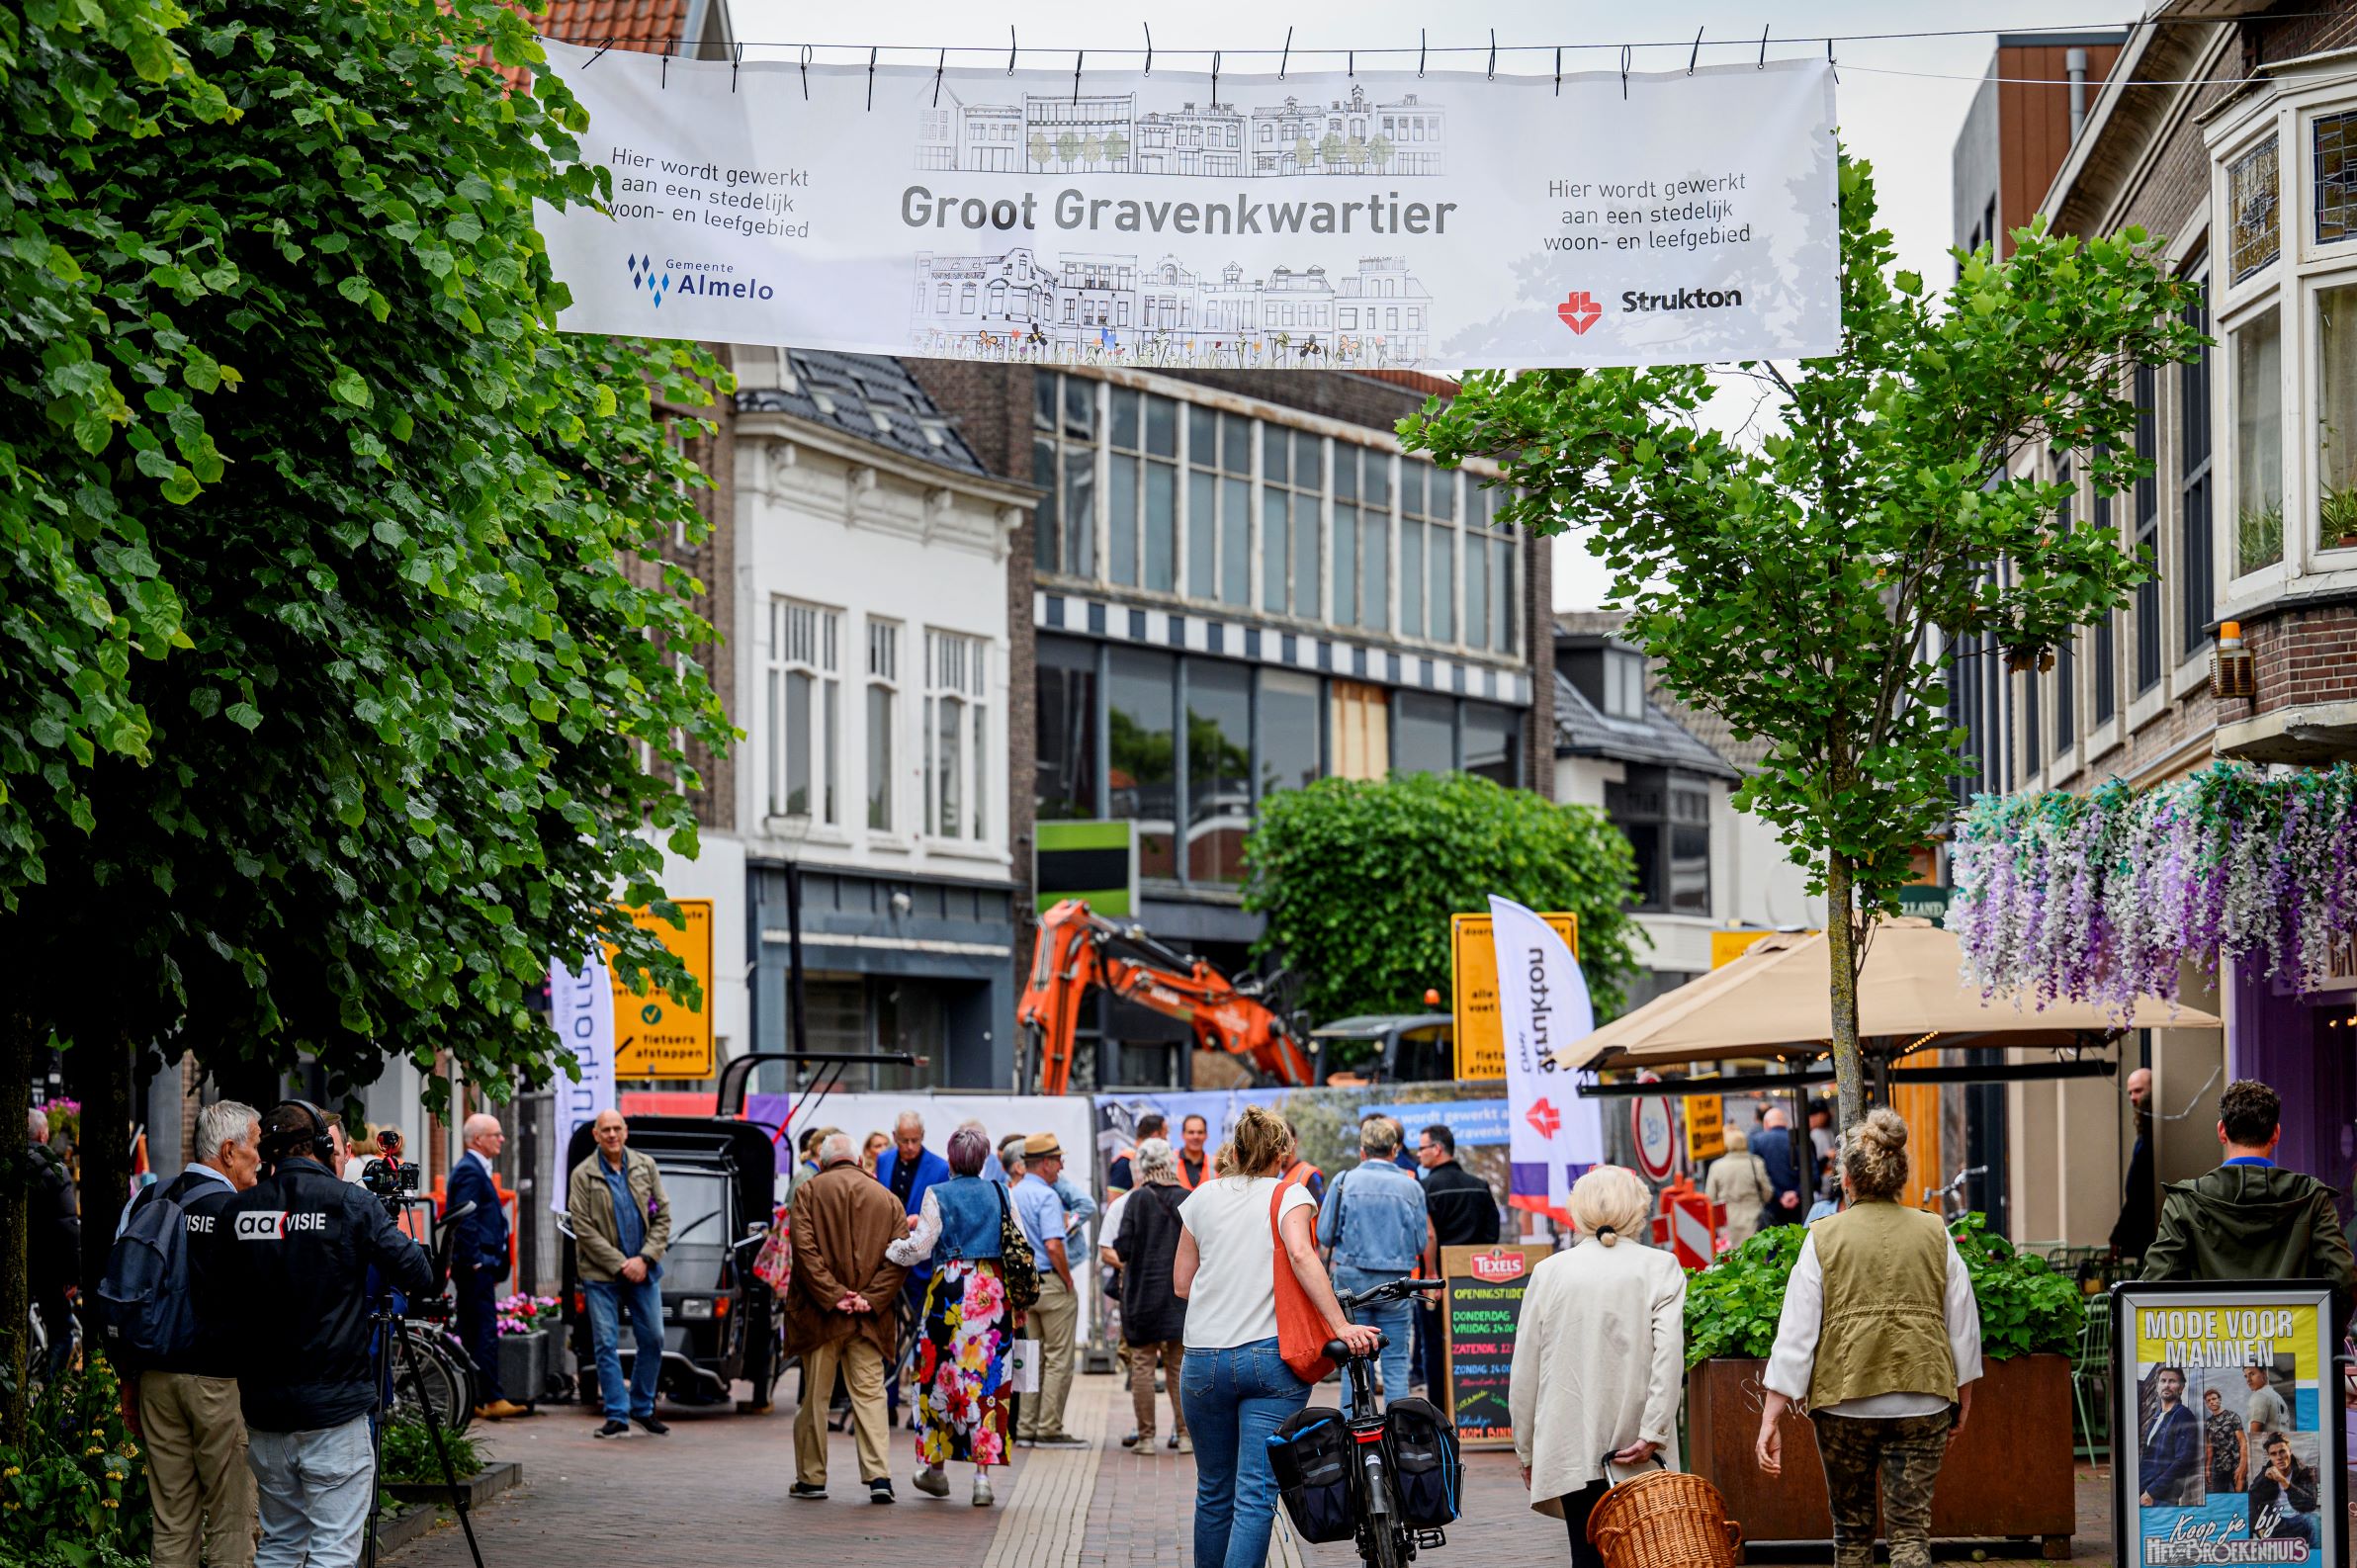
1072, 49, 1083, 106
1418, 29, 1426, 78
1279, 27, 1291, 80
1759, 25, 1770, 68
1619, 44, 1630, 101
731, 41, 743, 94
1553, 45, 1561, 96
586, 35, 615, 68
1007, 26, 1016, 75
932, 47, 943, 106
867, 46, 878, 112
1210, 49, 1220, 105
1142, 23, 1152, 76
1487, 30, 1496, 82
660, 40, 672, 91
1690, 28, 1703, 74
800, 44, 811, 99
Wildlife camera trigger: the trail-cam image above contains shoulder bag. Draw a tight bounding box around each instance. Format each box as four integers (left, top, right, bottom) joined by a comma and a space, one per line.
998, 1181, 1042, 1313
1269, 1175, 1337, 1384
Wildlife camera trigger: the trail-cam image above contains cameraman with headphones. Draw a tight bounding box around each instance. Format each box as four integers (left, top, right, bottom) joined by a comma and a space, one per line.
221, 1101, 432, 1568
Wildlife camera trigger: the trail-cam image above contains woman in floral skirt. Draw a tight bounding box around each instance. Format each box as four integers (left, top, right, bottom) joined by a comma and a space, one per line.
887, 1123, 1014, 1507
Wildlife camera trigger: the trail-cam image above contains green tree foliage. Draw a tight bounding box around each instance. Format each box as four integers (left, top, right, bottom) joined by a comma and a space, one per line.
4, 0, 731, 1102
1243, 770, 1644, 1025
0, 1358, 149, 1565
1682, 1214, 2082, 1366
1406, 157, 2204, 1126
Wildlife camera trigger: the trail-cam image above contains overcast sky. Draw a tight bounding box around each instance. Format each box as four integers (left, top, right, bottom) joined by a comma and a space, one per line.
729, 0, 2101, 609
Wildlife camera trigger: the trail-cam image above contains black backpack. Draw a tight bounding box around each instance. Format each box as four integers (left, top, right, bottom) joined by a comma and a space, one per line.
1383, 1396, 1462, 1526
1266, 1406, 1356, 1543
98, 1182, 200, 1363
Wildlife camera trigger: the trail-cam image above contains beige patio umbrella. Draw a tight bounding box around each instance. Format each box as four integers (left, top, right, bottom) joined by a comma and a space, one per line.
1560, 917, 2221, 1073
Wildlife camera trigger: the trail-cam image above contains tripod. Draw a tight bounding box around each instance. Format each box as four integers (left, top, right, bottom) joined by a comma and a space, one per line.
362, 1203, 488, 1568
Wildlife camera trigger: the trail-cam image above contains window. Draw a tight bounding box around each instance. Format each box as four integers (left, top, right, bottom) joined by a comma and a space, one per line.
1035, 638, 1098, 821
2319, 112, 2357, 246
1258, 669, 1321, 796
1329, 679, 1390, 780
1608, 767, 1709, 915
2178, 284, 2214, 660
2228, 137, 2280, 283
1400, 460, 1453, 640
1331, 446, 1391, 631
1463, 483, 1517, 653
1602, 649, 1646, 719
2052, 464, 2073, 755
923, 631, 989, 841
2091, 455, 2117, 725
767, 600, 839, 824
1261, 427, 1323, 619
866, 620, 899, 831
1186, 660, 1252, 884
2320, 285, 2357, 551
2231, 303, 2280, 575
2133, 365, 2162, 693
1393, 691, 1454, 775
1461, 702, 1520, 789
1107, 390, 1178, 591
1033, 374, 1097, 577
1107, 648, 1176, 876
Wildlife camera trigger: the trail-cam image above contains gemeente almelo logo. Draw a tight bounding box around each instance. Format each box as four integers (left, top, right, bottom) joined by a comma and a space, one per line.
627, 253, 672, 307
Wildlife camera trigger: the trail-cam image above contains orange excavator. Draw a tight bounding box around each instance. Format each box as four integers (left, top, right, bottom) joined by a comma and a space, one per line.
1018, 899, 1314, 1095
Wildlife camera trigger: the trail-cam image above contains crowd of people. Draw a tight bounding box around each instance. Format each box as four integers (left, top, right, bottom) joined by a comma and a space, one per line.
777, 1102, 1502, 1557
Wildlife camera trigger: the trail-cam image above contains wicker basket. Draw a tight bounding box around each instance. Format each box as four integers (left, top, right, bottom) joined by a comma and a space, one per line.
1586, 1468, 1743, 1568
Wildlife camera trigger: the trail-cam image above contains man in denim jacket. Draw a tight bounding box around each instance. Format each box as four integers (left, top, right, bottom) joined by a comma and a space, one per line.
1316, 1116, 1428, 1413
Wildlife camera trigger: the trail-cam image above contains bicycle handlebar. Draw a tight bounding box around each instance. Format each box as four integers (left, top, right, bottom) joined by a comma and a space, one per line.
1335, 1278, 1445, 1313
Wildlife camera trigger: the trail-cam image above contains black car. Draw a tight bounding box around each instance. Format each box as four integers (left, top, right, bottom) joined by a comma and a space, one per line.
561, 1116, 784, 1412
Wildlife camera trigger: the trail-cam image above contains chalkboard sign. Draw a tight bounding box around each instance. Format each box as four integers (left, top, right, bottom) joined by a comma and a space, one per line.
1440, 1243, 1553, 1450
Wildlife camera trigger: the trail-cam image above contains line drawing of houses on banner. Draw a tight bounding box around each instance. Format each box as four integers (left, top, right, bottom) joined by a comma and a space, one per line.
915, 84, 1446, 178
909, 249, 1435, 369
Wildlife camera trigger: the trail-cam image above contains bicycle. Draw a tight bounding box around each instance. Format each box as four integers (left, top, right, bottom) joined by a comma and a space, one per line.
1325, 1276, 1451, 1568
1922, 1164, 1989, 1223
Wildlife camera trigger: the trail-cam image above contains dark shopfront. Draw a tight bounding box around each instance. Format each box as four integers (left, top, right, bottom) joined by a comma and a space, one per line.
747, 860, 1016, 1091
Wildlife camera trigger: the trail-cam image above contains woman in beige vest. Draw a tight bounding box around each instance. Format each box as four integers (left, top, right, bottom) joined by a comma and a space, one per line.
1755, 1109, 1982, 1568
1704, 1127, 1774, 1250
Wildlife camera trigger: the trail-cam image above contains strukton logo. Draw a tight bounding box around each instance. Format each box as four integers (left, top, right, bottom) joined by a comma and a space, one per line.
1526, 1097, 1562, 1139
627, 254, 671, 307
1555, 291, 1603, 334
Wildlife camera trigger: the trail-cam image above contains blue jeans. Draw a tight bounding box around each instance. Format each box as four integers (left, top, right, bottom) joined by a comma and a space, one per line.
247, 1416, 373, 1568
1180, 1338, 1310, 1568
1332, 1265, 1414, 1416
584, 1274, 664, 1420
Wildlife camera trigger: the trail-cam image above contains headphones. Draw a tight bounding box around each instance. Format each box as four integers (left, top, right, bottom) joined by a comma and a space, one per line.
259, 1099, 336, 1167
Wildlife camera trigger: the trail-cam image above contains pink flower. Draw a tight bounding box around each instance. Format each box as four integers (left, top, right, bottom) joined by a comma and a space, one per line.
963, 1271, 1004, 1324
973, 1427, 1004, 1466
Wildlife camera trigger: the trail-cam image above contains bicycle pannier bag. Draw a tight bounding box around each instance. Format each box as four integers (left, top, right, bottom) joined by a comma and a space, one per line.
1383, 1397, 1461, 1527
1266, 1406, 1356, 1544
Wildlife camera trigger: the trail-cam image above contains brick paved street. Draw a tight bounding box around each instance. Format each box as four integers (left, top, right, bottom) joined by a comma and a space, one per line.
387, 1371, 2121, 1568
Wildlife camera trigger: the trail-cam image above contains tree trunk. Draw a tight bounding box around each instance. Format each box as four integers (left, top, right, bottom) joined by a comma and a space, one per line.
69, 1033, 134, 1365
0, 1012, 31, 1446
1825, 852, 1867, 1132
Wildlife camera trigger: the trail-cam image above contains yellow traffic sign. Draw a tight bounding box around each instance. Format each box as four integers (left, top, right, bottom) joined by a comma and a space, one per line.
1685, 1093, 1725, 1162
1448, 912, 1578, 1081
611, 900, 715, 1079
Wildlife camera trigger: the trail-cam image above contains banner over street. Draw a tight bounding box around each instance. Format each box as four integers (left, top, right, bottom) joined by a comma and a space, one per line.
536, 45, 1839, 370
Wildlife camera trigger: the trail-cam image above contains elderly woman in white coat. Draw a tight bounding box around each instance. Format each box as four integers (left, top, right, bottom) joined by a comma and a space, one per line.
1508, 1166, 1687, 1568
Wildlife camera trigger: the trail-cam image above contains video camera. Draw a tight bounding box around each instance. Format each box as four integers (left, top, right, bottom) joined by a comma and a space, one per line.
360, 1156, 419, 1209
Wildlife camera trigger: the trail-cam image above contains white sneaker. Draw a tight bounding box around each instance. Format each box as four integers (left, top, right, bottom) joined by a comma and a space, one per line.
972, 1472, 996, 1508
914, 1465, 949, 1499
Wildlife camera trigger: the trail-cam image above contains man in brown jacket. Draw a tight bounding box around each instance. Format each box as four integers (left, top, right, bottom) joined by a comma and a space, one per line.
787, 1130, 910, 1504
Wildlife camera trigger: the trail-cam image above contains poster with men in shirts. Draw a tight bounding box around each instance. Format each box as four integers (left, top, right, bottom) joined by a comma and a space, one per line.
2117, 1281, 2345, 1565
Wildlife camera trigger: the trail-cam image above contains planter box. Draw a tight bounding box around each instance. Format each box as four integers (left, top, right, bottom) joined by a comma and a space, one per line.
495, 1328, 549, 1405
1687, 1354, 2074, 1559
384, 1459, 522, 1512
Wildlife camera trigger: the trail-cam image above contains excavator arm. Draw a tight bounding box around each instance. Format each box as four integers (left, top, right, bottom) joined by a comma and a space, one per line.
1017, 899, 1312, 1094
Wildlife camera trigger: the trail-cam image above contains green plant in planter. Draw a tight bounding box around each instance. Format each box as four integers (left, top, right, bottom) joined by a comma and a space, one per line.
378, 1421, 484, 1487
1682, 1214, 2087, 1368
2237, 503, 2285, 571
0, 1357, 149, 1567
2322, 483, 2357, 550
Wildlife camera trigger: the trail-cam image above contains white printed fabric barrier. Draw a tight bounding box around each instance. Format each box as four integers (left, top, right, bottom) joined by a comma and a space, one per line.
535, 45, 1839, 370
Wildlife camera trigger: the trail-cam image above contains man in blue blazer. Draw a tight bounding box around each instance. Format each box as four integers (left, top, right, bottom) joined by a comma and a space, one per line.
449, 1114, 524, 1420
2139, 1365, 2201, 1507
873, 1112, 951, 1421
